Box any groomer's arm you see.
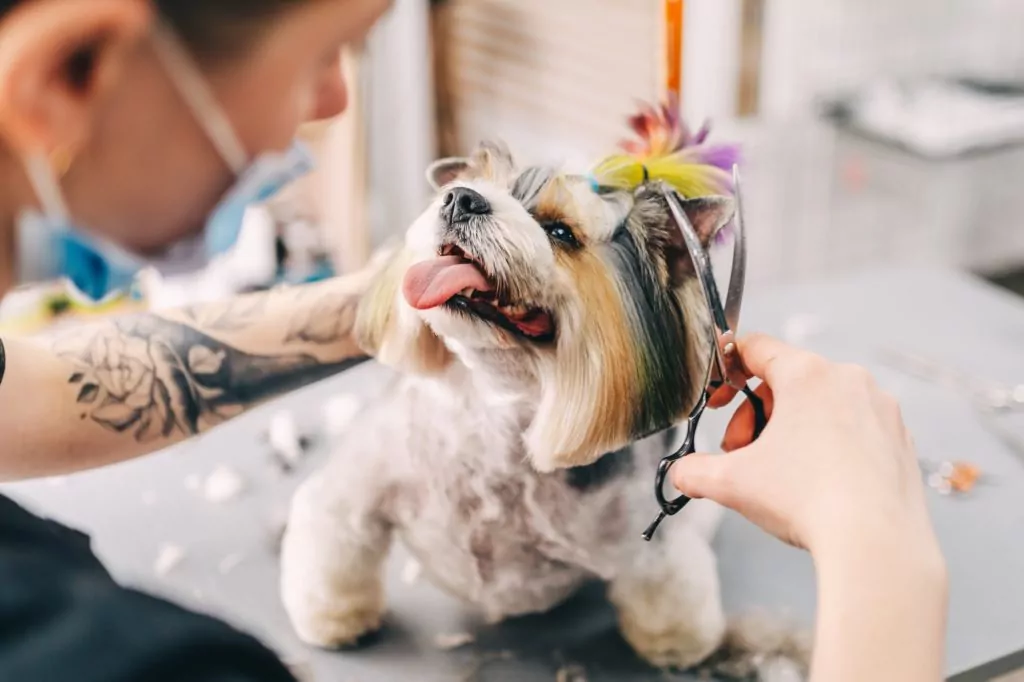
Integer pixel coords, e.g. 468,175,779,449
0,259,383,481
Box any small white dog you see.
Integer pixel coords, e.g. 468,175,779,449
280,142,807,678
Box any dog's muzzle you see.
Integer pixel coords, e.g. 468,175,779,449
442,187,491,225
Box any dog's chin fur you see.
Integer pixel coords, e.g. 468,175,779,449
284,142,810,680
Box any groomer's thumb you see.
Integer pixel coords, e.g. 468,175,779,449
670,453,739,507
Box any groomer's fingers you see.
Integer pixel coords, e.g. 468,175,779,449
736,333,826,390
709,333,816,408
721,382,774,452
707,383,739,408
670,452,743,508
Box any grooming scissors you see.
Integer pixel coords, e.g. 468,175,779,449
642,166,768,541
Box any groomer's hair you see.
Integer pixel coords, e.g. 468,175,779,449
0,0,309,61
154,1,311,60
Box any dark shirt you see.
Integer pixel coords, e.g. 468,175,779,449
0,493,296,682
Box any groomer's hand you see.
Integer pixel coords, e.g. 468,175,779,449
671,334,936,557
678,335,949,682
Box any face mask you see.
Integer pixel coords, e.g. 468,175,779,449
14,19,314,302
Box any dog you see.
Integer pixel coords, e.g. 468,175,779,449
279,141,808,678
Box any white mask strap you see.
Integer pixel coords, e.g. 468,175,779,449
150,18,249,175
24,151,70,222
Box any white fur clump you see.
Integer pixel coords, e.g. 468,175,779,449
401,558,422,585
433,632,475,650
154,543,186,576
203,465,246,503
269,411,304,468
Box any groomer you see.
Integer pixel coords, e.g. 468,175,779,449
0,2,946,681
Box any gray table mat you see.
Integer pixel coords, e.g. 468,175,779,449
4,266,1024,681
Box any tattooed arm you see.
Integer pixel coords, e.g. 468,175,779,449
0,267,378,481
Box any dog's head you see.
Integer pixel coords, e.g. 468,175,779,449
356,141,734,472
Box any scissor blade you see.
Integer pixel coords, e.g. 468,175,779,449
725,164,747,336
661,186,728,382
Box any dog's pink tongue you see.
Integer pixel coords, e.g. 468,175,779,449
403,256,492,310
514,310,554,338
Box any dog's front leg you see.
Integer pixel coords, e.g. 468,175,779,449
609,521,726,671
280,467,392,649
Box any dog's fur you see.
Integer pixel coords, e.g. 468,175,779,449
280,142,808,677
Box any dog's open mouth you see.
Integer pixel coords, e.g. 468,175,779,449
402,244,554,341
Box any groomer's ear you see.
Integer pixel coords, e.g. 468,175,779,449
426,157,472,192
0,0,151,155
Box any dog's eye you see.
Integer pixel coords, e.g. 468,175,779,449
542,221,579,248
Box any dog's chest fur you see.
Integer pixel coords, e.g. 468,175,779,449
350,363,662,621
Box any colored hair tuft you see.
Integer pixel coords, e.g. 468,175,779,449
589,93,742,206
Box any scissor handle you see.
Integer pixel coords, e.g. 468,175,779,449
643,382,767,542
642,390,708,541
742,384,768,435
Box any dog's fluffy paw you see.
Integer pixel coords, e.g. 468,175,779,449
612,576,725,670
618,617,725,671
609,528,726,671
703,614,811,682
289,602,384,650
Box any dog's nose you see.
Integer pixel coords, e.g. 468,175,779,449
442,187,491,223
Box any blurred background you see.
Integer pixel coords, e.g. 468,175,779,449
2,3,1023,680
306,0,1024,291
4,0,1024,331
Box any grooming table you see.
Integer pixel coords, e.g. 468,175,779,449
4,266,1023,681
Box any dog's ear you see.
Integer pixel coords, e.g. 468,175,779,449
425,141,516,192
470,140,516,184
678,196,735,246
426,157,472,192
667,196,735,285
355,244,452,375
637,190,734,288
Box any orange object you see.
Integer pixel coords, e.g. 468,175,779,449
948,462,981,493
665,0,684,100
